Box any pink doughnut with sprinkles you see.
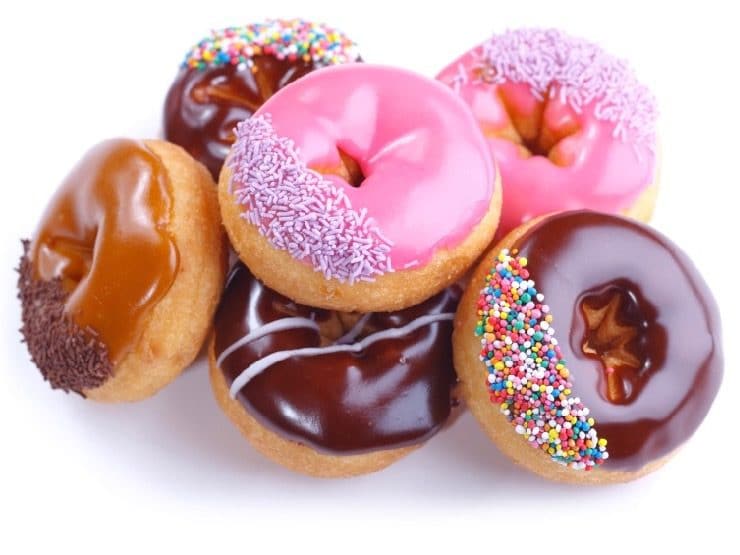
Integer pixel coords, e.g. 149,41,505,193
437,28,659,240
453,211,723,484
218,63,501,312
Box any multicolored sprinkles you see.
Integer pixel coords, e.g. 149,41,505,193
455,28,657,149
475,249,608,470
182,19,360,71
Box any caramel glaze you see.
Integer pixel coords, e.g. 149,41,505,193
214,263,459,455
30,139,179,365
513,211,722,470
164,56,315,179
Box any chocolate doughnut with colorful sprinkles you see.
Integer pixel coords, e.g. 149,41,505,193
452,211,723,484
163,19,361,179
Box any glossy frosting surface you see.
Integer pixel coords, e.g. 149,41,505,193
247,64,495,270
213,263,458,454
164,56,314,179
30,139,178,364
438,46,657,238
512,212,722,470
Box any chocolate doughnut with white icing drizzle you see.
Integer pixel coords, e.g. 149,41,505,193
211,263,459,456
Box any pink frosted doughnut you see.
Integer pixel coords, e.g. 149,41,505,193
219,64,501,312
437,28,659,239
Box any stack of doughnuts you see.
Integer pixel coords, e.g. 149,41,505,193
212,62,500,476
17,21,723,483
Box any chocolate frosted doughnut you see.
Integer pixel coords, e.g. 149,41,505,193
210,263,459,477
163,20,361,179
453,211,723,484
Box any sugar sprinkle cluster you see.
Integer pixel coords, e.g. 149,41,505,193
475,249,608,470
228,115,393,283
182,19,360,70
459,28,657,148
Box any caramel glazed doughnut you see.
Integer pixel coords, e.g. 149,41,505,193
164,19,361,180
454,211,723,484
210,263,461,477
18,139,226,401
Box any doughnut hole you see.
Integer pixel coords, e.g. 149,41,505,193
312,147,366,188
191,55,314,114
171,55,317,178
484,81,582,167
312,312,373,347
579,281,666,405
36,235,94,293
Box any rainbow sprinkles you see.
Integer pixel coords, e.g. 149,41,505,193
182,19,361,71
475,249,608,470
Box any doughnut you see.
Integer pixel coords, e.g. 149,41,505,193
453,211,723,484
164,20,361,179
219,63,501,312
437,28,659,239
18,139,227,401
209,262,460,477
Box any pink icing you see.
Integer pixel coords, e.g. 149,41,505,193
437,29,658,238
229,64,495,281
229,115,393,282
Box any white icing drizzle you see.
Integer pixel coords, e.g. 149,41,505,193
228,312,455,398
335,313,373,345
216,317,319,368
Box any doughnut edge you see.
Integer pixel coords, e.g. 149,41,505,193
84,140,227,402
207,338,418,478
218,163,502,312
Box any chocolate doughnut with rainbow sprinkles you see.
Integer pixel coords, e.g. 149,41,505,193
453,211,722,484
164,19,361,179
209,263,461,477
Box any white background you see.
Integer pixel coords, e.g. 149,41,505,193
1,0,738,552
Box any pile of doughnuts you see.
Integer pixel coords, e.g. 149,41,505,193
17,20,723,484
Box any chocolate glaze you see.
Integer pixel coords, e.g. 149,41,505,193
29,139,178,366
164,56,315,179
214,264,458,455
513,211,722,470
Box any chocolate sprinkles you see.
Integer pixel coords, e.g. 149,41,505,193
17,241,112,394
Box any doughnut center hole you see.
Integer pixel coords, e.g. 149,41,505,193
337,148,365,188
492,84,581,167
189,62,292,114
193,82,259,111
312,148,366,188
35,237,94,293
520,135,551,158
579,283,653,405
311,312,375,347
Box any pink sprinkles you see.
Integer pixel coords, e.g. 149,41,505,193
475,249,608,470
467,28,657,148
228,115,393,283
